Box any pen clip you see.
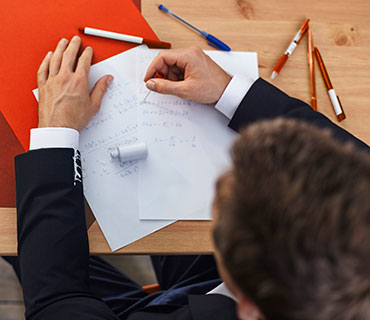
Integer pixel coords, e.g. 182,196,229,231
207,41,222,50
300,18,310,33
297,18,310,44
205,33,231,51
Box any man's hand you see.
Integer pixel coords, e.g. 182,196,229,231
144,46,231,104
37,36,113,131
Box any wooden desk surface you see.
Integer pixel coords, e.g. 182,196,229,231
1,0,369,255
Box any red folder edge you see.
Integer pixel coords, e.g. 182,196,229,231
0,111,25,207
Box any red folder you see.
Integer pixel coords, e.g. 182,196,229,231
0,0,158,151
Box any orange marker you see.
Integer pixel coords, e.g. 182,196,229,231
271,18,310,79
307,28,317,110
154,72,165,79
314,46,345,121
142,72,166,104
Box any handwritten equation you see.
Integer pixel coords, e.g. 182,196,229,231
80,77,139,184
141,107,189,117
142,121,183,129
83,124,138,152
153,136,197,148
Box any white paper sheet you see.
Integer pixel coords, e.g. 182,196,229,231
34,46,173,251
136,48,259,220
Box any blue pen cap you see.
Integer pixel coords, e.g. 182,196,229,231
206,34,231,51
158,4,169,13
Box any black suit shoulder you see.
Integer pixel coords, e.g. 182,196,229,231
229,78,370,153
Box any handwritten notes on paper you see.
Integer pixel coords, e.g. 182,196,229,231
32,45,258,250
136,47,259,220
80,47,173,251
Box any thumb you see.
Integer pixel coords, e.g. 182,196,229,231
90,75,114,110
146,79,186,98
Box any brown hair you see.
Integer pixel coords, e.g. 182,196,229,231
213,118,370,320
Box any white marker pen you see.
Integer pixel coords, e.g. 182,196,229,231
79,27,171,49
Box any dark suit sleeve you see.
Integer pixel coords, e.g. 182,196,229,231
228,78,370,152
128,294,238,320
15,148,119,320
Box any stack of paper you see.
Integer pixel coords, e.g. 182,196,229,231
35,46,258,251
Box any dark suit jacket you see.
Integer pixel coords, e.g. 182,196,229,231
15,79,369,320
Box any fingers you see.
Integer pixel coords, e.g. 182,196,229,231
167,67,184,81
60,36,82,72
75,46,93,76
144,50,187,82
90,75,114,111
146,78,187,98
144,56,168,82
37,51,53,87
44,36,91,78
49,38,69,76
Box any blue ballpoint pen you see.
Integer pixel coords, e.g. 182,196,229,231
158,4,231,51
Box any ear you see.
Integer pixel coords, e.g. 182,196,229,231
237,294,260,320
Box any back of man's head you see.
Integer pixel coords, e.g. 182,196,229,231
213,118,370,320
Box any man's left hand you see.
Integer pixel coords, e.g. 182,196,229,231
37,36,113,131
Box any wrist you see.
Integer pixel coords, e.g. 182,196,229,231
38,108,85,132
38,121,79,131
215,73,232,103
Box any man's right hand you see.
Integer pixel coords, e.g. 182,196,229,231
144,46,232,104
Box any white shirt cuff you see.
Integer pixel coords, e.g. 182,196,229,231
215,74,256,119
29,127,80,150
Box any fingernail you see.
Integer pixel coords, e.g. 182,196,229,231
46,51,53,58
107,76,114,86
146,80,156,91
72,35,80,41
60,38,68,45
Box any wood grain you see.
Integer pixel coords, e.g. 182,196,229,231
0,208,213,255
1,0,370,255
143,0,370,143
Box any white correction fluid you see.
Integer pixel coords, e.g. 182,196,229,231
110,142,148,162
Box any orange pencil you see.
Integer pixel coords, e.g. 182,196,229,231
271,18,310,79
307,28,317,110
154,72,165,79
314,47,346,121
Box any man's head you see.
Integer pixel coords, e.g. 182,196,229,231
212,118,370,320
